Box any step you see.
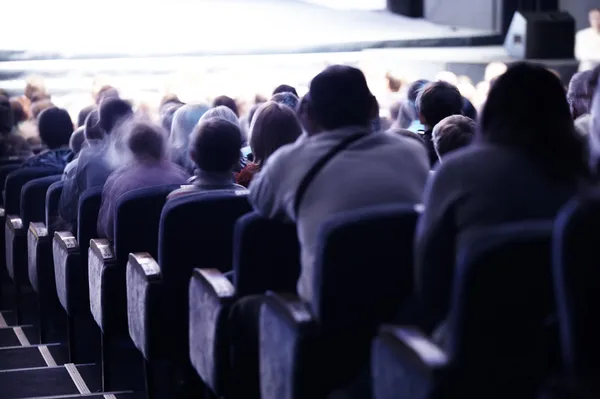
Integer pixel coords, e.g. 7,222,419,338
0,343,68,370
0,325,38,347
20,392,143,399
0,310,16,327
0,363,101,398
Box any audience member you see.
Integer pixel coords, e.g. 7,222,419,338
169,104,210,174
432,115,476,161
213,95,239,117
575,8,600,71
199,105,240,126
273,84,299,97
97,121,189,241
236,101,302,187
62,127,86,179
77,105,97,128
167,118,245,200
271,92,300,111
20,107,74,169
0,96,31,158
416,80,464,166
160,101,184,133
415,63,589,334
10,99,27,127
95,85,120,105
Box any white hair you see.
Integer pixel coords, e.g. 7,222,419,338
198,105,239,127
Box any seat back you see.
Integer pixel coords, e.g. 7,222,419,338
553,196,600,380
77,187,103,251
159,191,252,357
46,181,65,233
447,221,557,395
5,167,62,215
311,204,420,387
21,175,62,227
234,212,300,296
0,164,22,207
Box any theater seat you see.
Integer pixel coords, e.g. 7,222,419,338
4,168,62,323
52,187,102,363
0,164,21,308
87,184,178,391
371,221,557,399
126,190,251,396
189,213,300,397
553,196,600,394
28,180,65,343
259,204,420,399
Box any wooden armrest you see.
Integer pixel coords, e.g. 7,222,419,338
380,325,448,368
90,238,114,261
29,222,48,238
54,231,78,250
129,252,161,281
6,215,23,231
193,268,235,299
265,291,314,325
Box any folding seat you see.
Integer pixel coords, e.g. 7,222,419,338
86,184,179,391
371,221,558,399
189,212,300,398
259,204,420,399
28,180,65,343
126,190,251,397
52,186,102,362
4,168,62,323
553,196,600,395
0,164,21,308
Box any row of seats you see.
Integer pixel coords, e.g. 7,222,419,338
0,158,596,398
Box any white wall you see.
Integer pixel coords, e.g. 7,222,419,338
300,0,386,10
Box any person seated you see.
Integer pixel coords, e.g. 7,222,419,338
402,79,429,133
0,96,31,158
273,84,298,97
168,104,210,174
250,64,430,304
167,118,245,200
20,107,74,169
97,120,190,242
431,115,476,162
77,105,97,128
415,63,590,334
567,68,599,137
416,80,464,166
271,92,300,111
62,127,86,179
160,101,184,133
236,101,302,188
212,95,239,117
58,98,132,227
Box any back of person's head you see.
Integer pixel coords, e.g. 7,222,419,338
77,105,97,128
407,79,430,104
416,81,463,127
99,97,133,134
0,96,13,134
212,95,239,117
247,103,262,127
128,121,167,162
567,70,595,120
161,102,184,133
170,104,210,150
84,110,105,142
462,97,477,120
38,107,74,149
190,118,242,173
159,94,184,110
69,127,86,154
250,101,302,165
271,92,300,111
432,115,476,160
481,62,586,178
30,99,55,120
272,84,299,97
10,99,27,126
589,77,600,169
388,127,426,146
307,65,376,130
24,78,48,101
199,105,239,126
95,85,120,105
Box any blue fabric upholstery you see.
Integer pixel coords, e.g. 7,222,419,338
4,167,61,215
95,184,178,334
0,164,20,208
133,191,251,364
260,204,420,399
45,180,65,233
553,196,600,384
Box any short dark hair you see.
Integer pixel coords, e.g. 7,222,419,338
462,97,478,120
96,85,120,105
10,99,27,125
191,118,242,173
84,110,105,141
0,96,13,134
69,127,86,154
407,79,430,104
99,97,133,133
273,84,299,97
250,101,302,165
271,92,300,111
37,107,74,149
77,105,97,128
432,115,476,159
128,121,166,161
416,81,463,127
213,95,239,117
308,65,375,130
